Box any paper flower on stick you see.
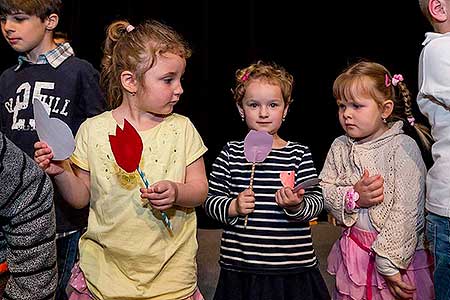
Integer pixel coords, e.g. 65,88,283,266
109,119,172,231
242,130,273,228
109,119,143,173
244,130,273,164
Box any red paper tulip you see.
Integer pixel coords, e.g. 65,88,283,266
109,119,143,173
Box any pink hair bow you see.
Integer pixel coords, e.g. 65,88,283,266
385,74,391,87
241,72,250,82
126,24,135,33
385,74,404,87
391,74,404,86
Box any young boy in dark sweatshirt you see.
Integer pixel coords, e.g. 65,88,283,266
0,0,106,298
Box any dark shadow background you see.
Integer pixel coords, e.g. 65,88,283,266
0,0,433,228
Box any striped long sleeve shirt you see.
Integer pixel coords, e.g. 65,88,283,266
204,141,324,274
0,132,57,300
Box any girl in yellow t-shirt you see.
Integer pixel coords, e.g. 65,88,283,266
34,19,207,300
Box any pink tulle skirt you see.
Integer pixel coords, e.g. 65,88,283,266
327,227,434,300
67,263,204,300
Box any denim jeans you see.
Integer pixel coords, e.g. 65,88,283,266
56,231,82,300
426,212,450,300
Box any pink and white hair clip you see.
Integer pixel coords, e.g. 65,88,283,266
391,74,404,86
385,73,404,87
126,24,135,33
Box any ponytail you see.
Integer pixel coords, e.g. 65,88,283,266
100,20,131,109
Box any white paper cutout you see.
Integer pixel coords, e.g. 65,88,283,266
33,99,75,160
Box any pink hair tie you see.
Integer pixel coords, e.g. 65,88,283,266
241,72,250,82
391,74,404,86
407,116,415,126
385,74,391,87
126,24,135,33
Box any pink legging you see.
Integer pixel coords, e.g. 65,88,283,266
68,263,204,300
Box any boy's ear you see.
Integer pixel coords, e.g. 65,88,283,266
429,0,448,22
381,99,394,119
120,71,138,94
45,13,59,31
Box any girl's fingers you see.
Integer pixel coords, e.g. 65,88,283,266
370,195,384,204
397,280,415,293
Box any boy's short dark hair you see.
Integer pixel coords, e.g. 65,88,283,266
0,0,61,21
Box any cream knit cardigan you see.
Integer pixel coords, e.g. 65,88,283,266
320,121,426,269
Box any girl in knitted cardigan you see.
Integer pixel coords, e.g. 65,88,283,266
320,61,434,300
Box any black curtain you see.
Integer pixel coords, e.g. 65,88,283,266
0,0,432,228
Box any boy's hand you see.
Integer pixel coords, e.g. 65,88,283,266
228,189,255,217
275,186,304,213
354,170,384,208
140,180,178,211
34,141,65,176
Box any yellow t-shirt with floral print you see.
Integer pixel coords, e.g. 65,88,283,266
70,111,207,300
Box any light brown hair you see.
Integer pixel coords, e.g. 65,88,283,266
333,60,432,149
0,0,61,20
100,19,192,109
232,61,294,107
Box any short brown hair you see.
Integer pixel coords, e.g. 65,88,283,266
232,61,294,107
0,0,61,20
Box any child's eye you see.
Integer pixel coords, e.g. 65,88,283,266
163,78,173,84
269,103,279,108
11,14,28,22
352,103,361,109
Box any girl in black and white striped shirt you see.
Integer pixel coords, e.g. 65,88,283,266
204,61,330,300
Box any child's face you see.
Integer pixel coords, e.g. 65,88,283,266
1,12,47,55
238,80,287,136
337,94,387,143
136,52,186,116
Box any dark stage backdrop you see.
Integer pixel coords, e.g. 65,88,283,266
0,0,433,228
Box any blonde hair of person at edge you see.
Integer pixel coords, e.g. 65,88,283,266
34,19,208,300
320,60,434,300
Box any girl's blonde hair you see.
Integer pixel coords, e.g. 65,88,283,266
333,60,432,149
232,61,294,107
101,19,192,109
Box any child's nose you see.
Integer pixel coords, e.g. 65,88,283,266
2,19,14,32
174,83,183,96
342,109,352,119
259,106,269,117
